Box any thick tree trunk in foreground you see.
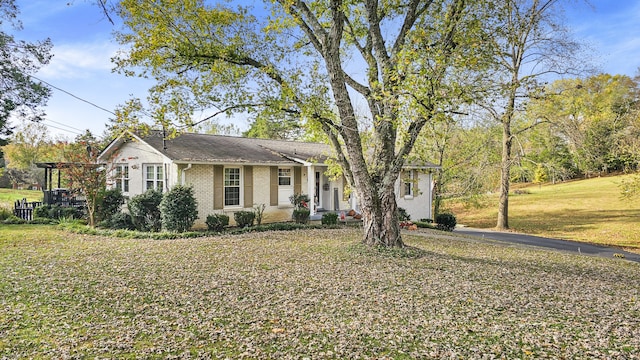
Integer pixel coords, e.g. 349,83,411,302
359,186,403,247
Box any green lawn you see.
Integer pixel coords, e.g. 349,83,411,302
0,188,42,208
450,174,640,251
1,225,638,358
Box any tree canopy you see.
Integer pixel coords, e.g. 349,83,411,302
0,0,52,155
113,0,488,247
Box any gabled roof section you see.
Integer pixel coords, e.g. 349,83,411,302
135,131,333,165
99,130,440,169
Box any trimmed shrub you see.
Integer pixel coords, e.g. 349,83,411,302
160,185,198,232
398,207,410,221
3,215,26,224
34,205,83,220
206,213,229,232
97,188,125,223
108,212,135,230
292,208,310,224
414,221,436,229
128,189,163,232
435,212,457,232
29,217,58,225
0,207,13,221
234,210,255,228
321,212,338,225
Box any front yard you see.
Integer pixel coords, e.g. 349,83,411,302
1,225,639,358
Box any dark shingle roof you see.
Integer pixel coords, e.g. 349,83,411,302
140,132,332,165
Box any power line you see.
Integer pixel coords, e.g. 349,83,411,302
27,73,117,116
42,118,85,133
40,120,84,135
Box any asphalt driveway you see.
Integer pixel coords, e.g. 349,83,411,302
453,227,640,263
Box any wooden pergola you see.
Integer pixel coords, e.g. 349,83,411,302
35,162,92,206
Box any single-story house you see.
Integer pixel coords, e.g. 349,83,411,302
98,131,438,228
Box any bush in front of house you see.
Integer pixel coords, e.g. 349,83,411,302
97,188,125,223
105,212,135,230
292,208,310,224
397,207,410,222
34,205,83,220
128,189,163,232
435,212,457,232
160,185,198,232
321,212,338,225
234,210,255,228
206,213,229,232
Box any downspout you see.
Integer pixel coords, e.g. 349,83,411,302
182,164,193,185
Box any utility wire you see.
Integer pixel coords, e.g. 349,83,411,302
27,73,117,116
42,118,85,133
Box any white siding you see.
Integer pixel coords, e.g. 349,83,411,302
396,170,434,221
105,141,170,197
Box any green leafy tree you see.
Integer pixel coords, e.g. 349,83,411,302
0,0,52,156
528,74,640,177
113,0,488,247
475,0,586,230
62,131,106,227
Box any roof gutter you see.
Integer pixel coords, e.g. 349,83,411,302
181,163,192,185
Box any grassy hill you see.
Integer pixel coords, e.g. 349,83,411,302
0,188,42,209
449,174,640,251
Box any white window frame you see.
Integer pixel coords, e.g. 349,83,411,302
403,170,414,199
224,167,242,207
278,168,292,186
144,164,164,192
278,167,294,206
114,164,130,193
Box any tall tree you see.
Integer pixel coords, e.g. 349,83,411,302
0,0,52,156
476,0,585,230
2,122,63,170
62,131,106,227
528,74,640,177
113,0,486,247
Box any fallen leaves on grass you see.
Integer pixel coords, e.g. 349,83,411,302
1,228,639,359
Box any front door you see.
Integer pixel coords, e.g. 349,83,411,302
278,167,294,206
315,171,322,209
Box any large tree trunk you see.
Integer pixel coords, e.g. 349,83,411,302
359,184,403,247
497,118,512,230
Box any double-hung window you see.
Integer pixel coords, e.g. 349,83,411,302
114,164,129,193
224,167,241,206
403,171,414,198
145,164,164,192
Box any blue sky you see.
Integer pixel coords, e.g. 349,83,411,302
6,0,640,139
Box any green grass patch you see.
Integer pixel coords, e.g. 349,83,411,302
0,188,42,208
1,226,638,358
450,174,640,251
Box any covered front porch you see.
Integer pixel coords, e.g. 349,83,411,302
298,164,354,218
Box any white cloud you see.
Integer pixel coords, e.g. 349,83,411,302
38,41,119,80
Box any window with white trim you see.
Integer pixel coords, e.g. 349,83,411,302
224,167,241,206
278,168,291,186
114,164,129,193
144,164,164,192
403,170,414,198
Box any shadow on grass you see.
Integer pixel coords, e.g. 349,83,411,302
466,208,640,234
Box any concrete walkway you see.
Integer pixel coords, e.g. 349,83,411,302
452,227,640,263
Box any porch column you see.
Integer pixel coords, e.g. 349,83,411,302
307,164,316,216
